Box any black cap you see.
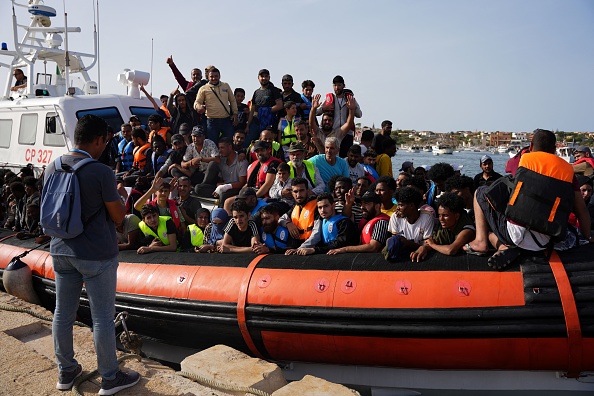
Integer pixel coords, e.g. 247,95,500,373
171,134,184,144
332,75,345,84
178,123,192,135
258,68,270,76
576,145,592,154
282,74,293,82
576,175,591,186
237,188,257,199
400,161,413,171
361,191,382,204
253,140,271,150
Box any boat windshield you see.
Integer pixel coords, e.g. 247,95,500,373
76,107,124,133
130,107,158,127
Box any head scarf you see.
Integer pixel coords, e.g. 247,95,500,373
208,208,229,244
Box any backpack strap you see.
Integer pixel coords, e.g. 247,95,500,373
67,157,100,226
71,157,97,172
54,156,64,172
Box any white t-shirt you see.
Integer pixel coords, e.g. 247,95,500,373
388,212,435,244
507,222,549,251
348,163,366,185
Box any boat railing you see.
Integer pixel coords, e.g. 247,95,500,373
1,0,98,100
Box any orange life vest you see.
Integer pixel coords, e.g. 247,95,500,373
506,151,575,238
148,127,170,145
290,199,317,240
160,105,171,123
133,143,151,170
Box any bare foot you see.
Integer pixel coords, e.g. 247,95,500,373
464,240,489,254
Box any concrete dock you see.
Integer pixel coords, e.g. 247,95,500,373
0,291,229,395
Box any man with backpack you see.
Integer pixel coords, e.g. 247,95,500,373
41,114,140,394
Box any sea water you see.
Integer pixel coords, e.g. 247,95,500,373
391,149,512,178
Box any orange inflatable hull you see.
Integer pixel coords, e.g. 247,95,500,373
1,232,593,376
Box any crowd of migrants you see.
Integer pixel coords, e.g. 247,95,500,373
2,61,594,268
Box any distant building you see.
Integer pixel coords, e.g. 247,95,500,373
490,132,512,147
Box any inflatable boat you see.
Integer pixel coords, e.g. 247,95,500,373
1,228,594,393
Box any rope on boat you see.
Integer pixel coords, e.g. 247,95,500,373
0,303,89,327
177,371,272,396
71,354,142,396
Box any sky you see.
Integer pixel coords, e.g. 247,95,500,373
0,0,592,132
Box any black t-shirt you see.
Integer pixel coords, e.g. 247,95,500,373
252,83,282,109
224,219,259,247
237,103,249,130
473,172,503,189
279,89,304,118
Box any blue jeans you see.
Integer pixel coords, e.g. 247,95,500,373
206,117,234,144
52,255,120,380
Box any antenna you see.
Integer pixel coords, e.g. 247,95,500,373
95,0,100,94
150,37,154,96
62,0,70,93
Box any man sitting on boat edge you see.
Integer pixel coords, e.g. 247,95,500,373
252,204,300,254
285,192,358,256
218,200,260,253
465,129,592,269
327,191,390,255
137,204,178,254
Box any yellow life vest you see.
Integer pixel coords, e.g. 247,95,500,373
187,224,205,247
139,216,172,245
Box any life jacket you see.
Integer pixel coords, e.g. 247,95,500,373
149,198,182,231
149,127,170,145
187,224,204,247
247,156,280,190
138,216,172,245
160,105,171,123
250,198,268,217
120,140,134,171
279,116,300,146
290,198,317,240
362,164,378,183
261,225,290,250
288,160,316,188
426,182,438,208
360,214,390,244
573,157,594,171
151,148,172,174
300,94,312,116
505,151,575,239
322,214,347,244
133,143,151,170
249,141,281,162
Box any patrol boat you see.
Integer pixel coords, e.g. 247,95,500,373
0,0,154,177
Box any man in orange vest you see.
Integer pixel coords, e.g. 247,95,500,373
465,129,591,269
278,177,318,241
147,114,171,146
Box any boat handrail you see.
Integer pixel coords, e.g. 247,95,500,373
20,26,82,33
52,102,70,150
